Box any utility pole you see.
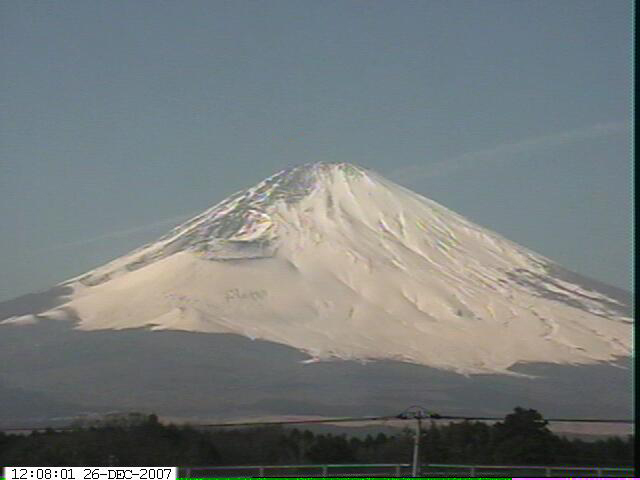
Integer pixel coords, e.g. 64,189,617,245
412,415,422,477
397,406,430,478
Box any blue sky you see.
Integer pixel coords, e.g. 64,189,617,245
0,0,632,301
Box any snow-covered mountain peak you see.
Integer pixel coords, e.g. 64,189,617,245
212,161,371,214
234,162,369,203
4,163,630,374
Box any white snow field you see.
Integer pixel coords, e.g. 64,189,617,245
4,163,630,374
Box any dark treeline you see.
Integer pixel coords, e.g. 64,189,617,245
0,408,633,467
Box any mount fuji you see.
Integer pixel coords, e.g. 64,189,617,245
0,163,632,426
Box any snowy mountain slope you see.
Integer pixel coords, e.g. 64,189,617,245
1,163,631,374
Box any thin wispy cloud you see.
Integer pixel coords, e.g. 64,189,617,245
36,212,197,253
389,121,629,184
34,121,628,254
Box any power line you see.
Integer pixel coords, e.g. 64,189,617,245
197,415,398,428
395,405,634,424
434,415,633,424
0,409,633,432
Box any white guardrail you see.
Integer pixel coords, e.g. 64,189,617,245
180,463,634,477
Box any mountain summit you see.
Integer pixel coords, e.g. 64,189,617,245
3,162,631,374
